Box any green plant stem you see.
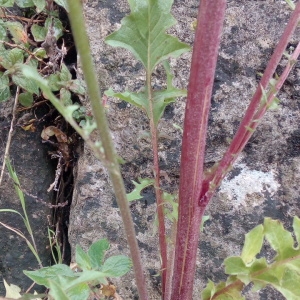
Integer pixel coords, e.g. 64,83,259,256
146,71,168,297
200,2,300,205
171,1,227,299
66,1,149,299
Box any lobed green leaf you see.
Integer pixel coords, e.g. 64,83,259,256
105,0,190,72
127,178,154,202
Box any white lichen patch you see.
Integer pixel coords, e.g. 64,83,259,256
219,163,280,208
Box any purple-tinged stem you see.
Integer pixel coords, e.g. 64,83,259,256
200,3,300,205
171,1,227,299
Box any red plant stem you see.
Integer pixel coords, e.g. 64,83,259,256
171,1,227,299
147,71,168,298
200,3,300,205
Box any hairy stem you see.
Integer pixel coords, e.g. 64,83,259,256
200,2,300,205
171,1,227,299
146,70,168,298
67,1,148,299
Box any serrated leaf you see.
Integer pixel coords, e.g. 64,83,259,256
5,21,28,44
24,264,76,288
101,255,132,277
48,279,70,300
31,24,47,42
33,47,47,59
12,70,39,95
0,0,15,7
45,17,63,40
60,87,72,105
127,178,154,202
87,239,110,270
15,0,34,7
19,91,33,107
48,73,61,91
54,0,68,12
0,48,24,69
0,23,7,40
65,282,90,300
264,218,297,259
60,63,72,82
69,79,86,95
105,0,190,72
76,245,92,270
0,72,11,102
293,216,300,247
32,0,45,12
241,224,264,265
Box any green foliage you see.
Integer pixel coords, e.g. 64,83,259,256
202,217,300,299
127,178,154,202
0,0,79,106
105,0,190,72
105,0,189,127
23,239,131,300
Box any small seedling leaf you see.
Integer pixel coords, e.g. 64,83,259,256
0,72,11,102
105,0,190,72
48,279,70,300
15,0,35,7
69,79,86,95
5,21,27,44
32,0,46,12
48,73,61,91
241,224,264,265
60,63,72,82
19,92,34,107
87,239,110,269
224,257,248,275
75,245,92,270
0,0,15,6
12,71,39,95
293,216,300,246
54,0,69,12
202,279,216,300
65,282,90,300
60,88,72,105
263,217,297,259
31,24,47,42
127,178,154,202
68,270,107,287
24,264,76,288
101,255,132,277
45,17,63,40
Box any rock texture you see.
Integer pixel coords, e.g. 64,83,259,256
69,1,300,299
0,100,54,294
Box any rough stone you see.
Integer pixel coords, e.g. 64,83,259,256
0,100,54,294
69,1,300,299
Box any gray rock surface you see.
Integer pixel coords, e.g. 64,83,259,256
69,0,300,299
0,100,54,294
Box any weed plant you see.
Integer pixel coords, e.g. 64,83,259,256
1,0,300,299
